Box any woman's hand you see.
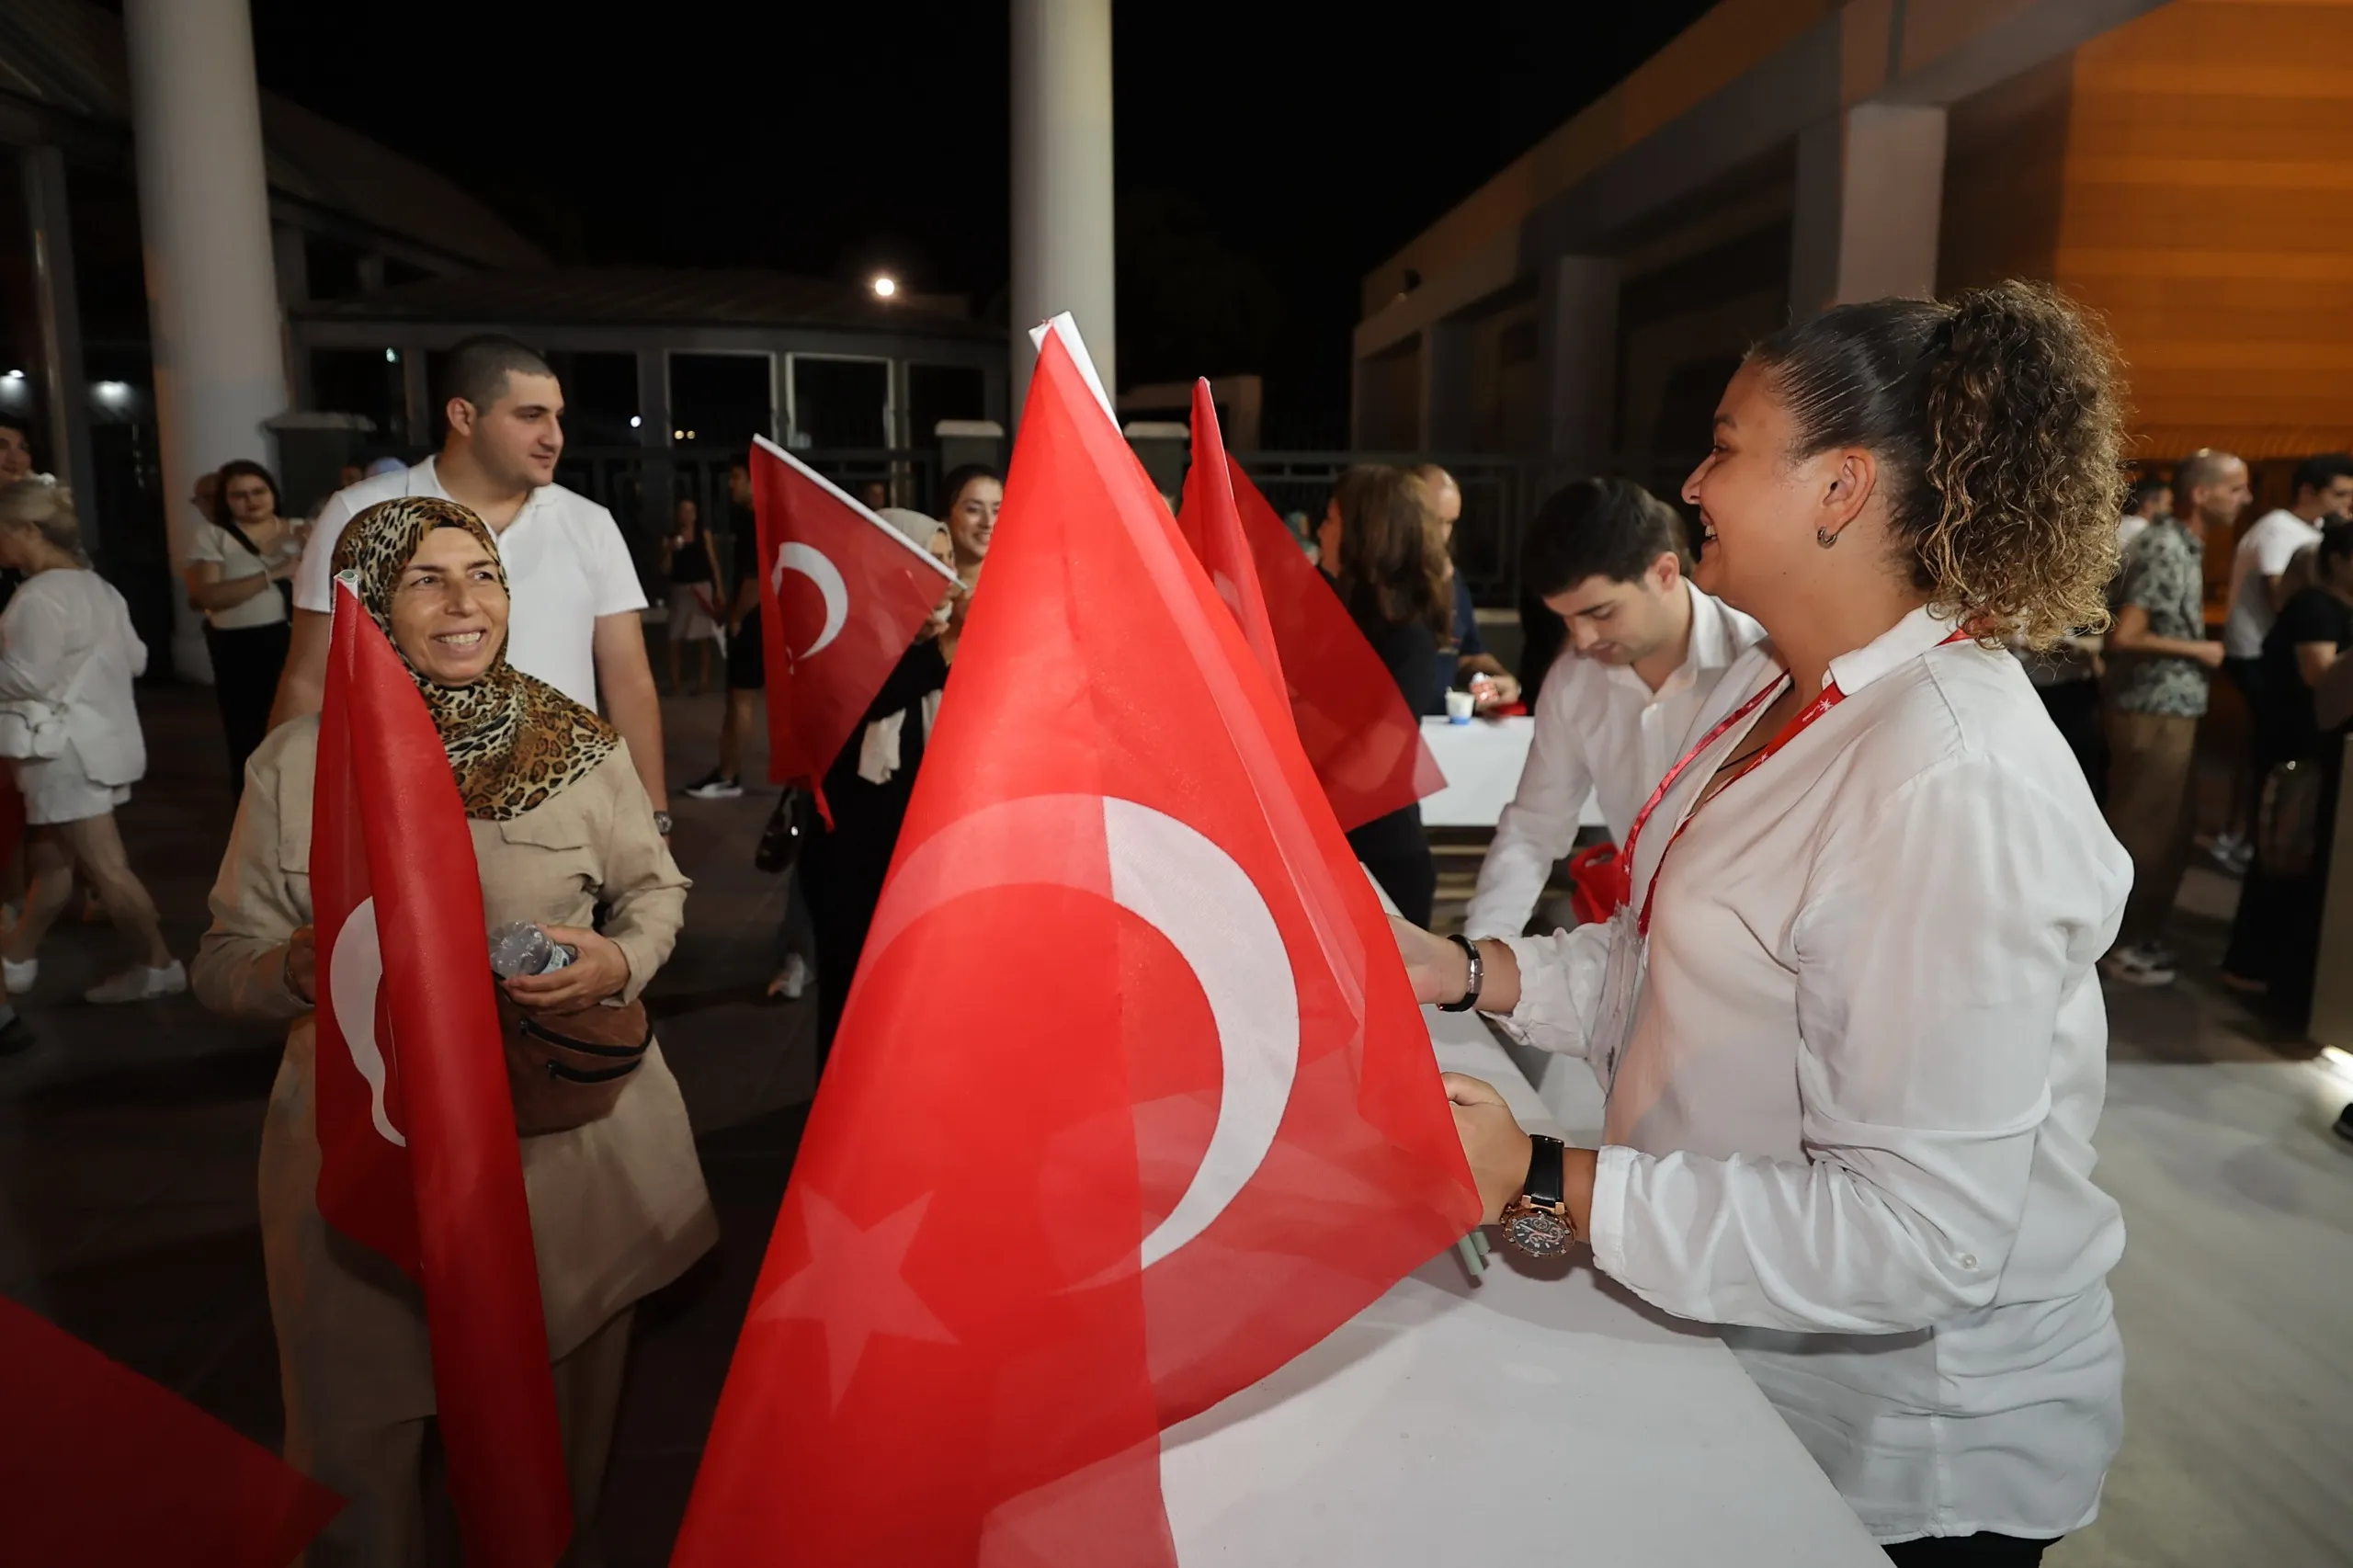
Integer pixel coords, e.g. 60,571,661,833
501,925,631,1013
285,925,316,1005
1443,1073,1533,1225
1390,915,1467,1006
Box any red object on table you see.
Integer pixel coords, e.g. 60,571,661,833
311,580,571,1568
749,436,960,824
1567,841,1625,925
673,324,1480,1565
0,1293,345,1566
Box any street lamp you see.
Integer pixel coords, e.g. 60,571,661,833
871,275,898,300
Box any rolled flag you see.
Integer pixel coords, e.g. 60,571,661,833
311,575,572,1568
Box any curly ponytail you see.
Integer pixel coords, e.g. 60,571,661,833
1748,280,2128,649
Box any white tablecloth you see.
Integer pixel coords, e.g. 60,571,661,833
1160,1008,1888,1566
1418,715,1602,830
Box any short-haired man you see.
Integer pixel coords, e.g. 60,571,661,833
2101,448,2243,986
1415,464,1521,707
270,335,669,824
1462,478,1765,940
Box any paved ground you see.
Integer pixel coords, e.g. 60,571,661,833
1,682,2346,1563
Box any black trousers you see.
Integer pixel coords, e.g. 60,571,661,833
2034,676,2104,801
204,619,291,793
1883,1532,2055,1566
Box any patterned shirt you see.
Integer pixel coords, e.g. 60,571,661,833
2109,518,2211,717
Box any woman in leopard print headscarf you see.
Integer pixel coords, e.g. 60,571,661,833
195,495,715,1558
330,495,617,819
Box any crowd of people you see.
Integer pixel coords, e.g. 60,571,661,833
0,288,2347,1562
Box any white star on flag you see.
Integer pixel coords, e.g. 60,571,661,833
756,1188,957,1410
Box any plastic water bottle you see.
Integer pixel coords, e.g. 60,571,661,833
489,922,574,978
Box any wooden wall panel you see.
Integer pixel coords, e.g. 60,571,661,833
2055,0,2353,460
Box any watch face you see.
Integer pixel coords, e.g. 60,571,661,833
1505,1209,1571,1258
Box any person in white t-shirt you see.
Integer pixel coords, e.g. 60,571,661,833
270,336,669,824
2213,452,2353,874
2116,473,2170,556
1463,477,1762,940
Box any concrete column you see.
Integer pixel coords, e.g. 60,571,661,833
1541,256,1619,471
1418,320,1472,454
17,146,98,554
1009,0,1115,423
1789,103,1948,322
123,0,289,681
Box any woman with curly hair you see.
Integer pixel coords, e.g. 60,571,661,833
1393,284,2131,1565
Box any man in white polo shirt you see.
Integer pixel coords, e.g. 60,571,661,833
1463,477,1763,940
270,335,668,822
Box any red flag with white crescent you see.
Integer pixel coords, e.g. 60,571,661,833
1174,414,1445,832
312,577,571,1567
0,1293,345,1565
750,436,959,820
1173,380,1284,691
672,323,1479,1562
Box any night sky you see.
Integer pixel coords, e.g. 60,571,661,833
249,1,1714,444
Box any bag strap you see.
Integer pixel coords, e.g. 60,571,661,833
517,1010,654,1057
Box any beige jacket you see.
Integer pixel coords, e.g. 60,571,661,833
194,717,717,1431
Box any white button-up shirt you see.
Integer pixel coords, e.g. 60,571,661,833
1498,607,2131,1545
293,458,647,710
1462,583,1764,938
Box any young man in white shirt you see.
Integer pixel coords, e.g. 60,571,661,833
269,336,669,824
1462,478,1764,940
2213,452,2353,873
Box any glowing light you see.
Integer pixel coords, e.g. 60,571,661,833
871,275,898,300
685,430,698,440
2,369,22,381
629,415,642,429
674,429,685,440
383,347,398,363
2322,1046,2353,1084
94,381,131,403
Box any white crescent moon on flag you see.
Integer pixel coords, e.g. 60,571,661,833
862,793,1300,1268
773,541,849,660
326,897,406,1148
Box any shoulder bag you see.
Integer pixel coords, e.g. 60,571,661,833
0,648,101,762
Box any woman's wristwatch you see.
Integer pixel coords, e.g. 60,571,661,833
1500,1135,1576,1256
1439,934,1483,1012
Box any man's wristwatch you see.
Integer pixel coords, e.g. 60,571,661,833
1500,1135,1576,1257
652,810,674,836
1439,934,1483,1013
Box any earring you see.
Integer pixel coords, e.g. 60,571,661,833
1815,526,1839,550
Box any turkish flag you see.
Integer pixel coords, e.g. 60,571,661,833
0,1293,344,1566
312,578,572,1568
673,324,1480,1564
1173,380,1283,691
1174,421,1444,833
750,435,960,818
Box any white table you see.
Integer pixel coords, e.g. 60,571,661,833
1161,1009,1888,1566
1418,715,1602,830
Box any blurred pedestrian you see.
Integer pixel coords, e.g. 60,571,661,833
187,460,301,790
661,496,722,695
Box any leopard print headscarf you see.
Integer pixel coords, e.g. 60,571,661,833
331,496,619,821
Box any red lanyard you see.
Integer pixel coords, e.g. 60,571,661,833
1620,629,1971,936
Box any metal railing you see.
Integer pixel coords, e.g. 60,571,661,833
557,442,1702,611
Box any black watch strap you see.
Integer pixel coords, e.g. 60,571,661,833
1439,934,1482,1012
1523,1134,1565,1210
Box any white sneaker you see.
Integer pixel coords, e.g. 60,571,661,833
2,954,36,994
685,775,745,801
85,960,188,1006
767,952,812,1001
2101,944,2177,988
